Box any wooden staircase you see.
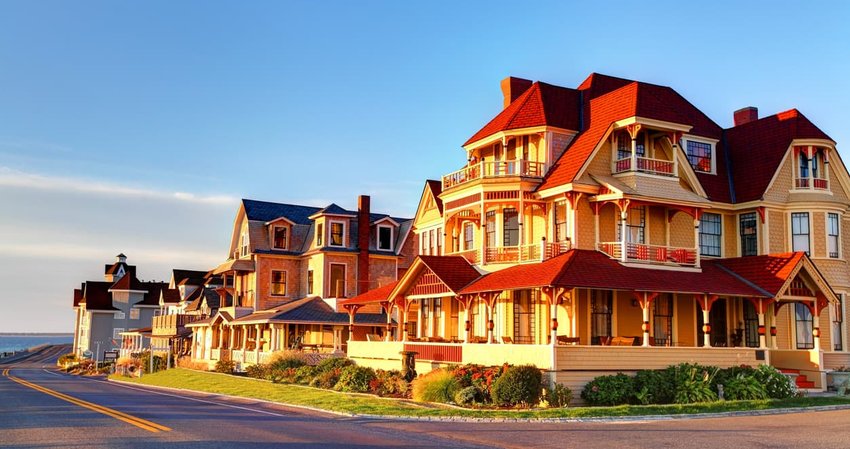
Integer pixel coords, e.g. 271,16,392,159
779,369,816,389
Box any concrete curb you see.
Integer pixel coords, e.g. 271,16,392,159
107,377,850,423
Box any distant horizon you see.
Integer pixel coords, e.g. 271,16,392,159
0,332,74,336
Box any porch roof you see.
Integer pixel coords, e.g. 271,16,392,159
230,297,392,326
714,252,838,303
211,259,255,275
460,249,768,297
339,281,398,306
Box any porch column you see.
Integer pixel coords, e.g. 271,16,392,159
757,311,767,349
693,214,701,268
255,324,262,360
550,301,558,346
217,326,224,349
385,303,393,342
813,313,821,352
620,208,628,263
401,301,409,342
702,308,712,348
630,129,638,171
641,299,651,347
228,326,234,350
241,326,248,363
486,301,494,344
271,325,278,352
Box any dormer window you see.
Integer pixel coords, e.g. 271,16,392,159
272,226,288,250
329,221,345,247
377,225,393,251
240,231,249,257
795,147,829,190
686,139,714,173
316,223,324,246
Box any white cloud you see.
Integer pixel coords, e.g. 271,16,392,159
0,166,238,206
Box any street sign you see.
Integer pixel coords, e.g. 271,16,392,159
103,351,119,362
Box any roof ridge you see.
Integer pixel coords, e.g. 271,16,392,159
712,262,773,298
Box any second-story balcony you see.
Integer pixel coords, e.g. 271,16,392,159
442,160,545,190
598,242,697,267
447,241,571,266
794,177,829,190
614,156,676,177
152,314,201,336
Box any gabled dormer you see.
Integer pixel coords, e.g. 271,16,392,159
265,216,295,251
309,203,356,250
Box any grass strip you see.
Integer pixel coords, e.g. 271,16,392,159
111,368,850,419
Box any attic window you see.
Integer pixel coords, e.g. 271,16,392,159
686,140,714,173
378,225,393,251
240,231,249,257
329,221,345,247
272,226,288,250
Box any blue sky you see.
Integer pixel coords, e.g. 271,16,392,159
1,1,849,331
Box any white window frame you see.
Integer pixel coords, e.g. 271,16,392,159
328,220,346,248
377,224,394,251
827,212,840,259
270,270,287,296
112,328,124,339
129,308,140,320
114,311,125,320
240,231,249,257
790,211,811,255
270,225,289,250
684,136,716,175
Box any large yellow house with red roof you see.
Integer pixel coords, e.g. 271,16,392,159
343,73,850,393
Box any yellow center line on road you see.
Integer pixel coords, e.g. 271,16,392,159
1,369,171,433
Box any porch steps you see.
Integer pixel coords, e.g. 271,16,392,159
779,369,816,389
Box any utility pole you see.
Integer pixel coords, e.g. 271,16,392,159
95,341,101,367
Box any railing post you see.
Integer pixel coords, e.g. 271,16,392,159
540,236,547,261
620,209,628,263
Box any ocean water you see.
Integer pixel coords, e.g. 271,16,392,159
0,334,73,354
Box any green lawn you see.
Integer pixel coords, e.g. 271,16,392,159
110,368,850,419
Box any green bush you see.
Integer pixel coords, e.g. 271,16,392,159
454,386,484,406
369,369,410,397
581,373,635,406
315,356,354,373
546,383,573,408
754,364,795,399
412,369,460,403
137,352,169,374
293,365,319,385
214,359,236,374
673,363,718,404
268,351,307,371
724,372,768,400
634,368,676,405
490,365,543,408
309,368,342,389
268,367,298,383
245,363,270,380
335,365,377,393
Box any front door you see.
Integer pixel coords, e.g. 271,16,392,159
710,299,728,346
329,264,346,298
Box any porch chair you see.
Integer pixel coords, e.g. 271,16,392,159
556,336,580,345
366,334,381,342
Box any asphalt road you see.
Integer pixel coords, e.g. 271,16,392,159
2,346,850,448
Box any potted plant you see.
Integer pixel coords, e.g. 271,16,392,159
828,366,850,395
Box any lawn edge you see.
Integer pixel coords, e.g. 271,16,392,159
107,375,850,423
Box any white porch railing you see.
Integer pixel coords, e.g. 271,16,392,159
598,241,698,267
614,156,676,177
231,350,244,362
469,241,572,265
442,160,545,190
210,349,221,361
245,351,257,364
258,351,272,364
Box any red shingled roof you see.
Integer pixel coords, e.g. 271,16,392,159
73,287,83,308
464,82,581,147
80,281,118,311
461,250,766,297
416,255,482,293
339,281,398,306
725,109,833,203
713,252,807,297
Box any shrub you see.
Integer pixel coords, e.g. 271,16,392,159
673,363,718,404
450,364,509,401
57,353,77,366
412,369,460,403
245,363,270,380
268,351,308,371
490,365,543,408
310,368,342,389
546,383,573,408
335,365,377,393
315,356,354,373
214,359,236,374
454,386,484,406
724,372,768,400
633,368,676,405
754,364,795,399
176,356,209,371
137,352,169,374
370,369,410,397
293,365,319,385
581,373,635,406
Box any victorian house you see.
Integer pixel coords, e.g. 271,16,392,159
188,195,415,369
343,73,850,393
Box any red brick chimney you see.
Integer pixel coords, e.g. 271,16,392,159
501,76,533,109
734,107,758,126
357,195,370,295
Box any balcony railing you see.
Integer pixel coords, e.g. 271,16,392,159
447,241,571,266
795,177,829,190
598,242,698,267
442,160,545,190
614,157,676,177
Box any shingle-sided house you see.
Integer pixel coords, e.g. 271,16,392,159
343,73,850,393
188,195,417,369
71,254,166,359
